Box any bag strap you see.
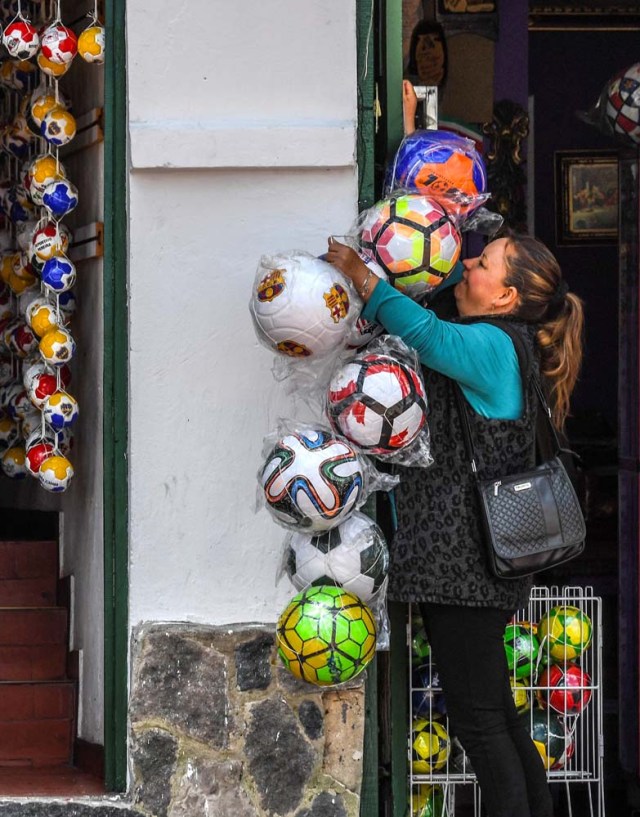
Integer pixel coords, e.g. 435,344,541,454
452,320,562,477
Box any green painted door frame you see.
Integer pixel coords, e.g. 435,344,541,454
103,0,129,792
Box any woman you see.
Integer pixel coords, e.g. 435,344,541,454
326,234,584,817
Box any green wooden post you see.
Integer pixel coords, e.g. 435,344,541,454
383,0,405,163
357,0,376,212
103,0,129,792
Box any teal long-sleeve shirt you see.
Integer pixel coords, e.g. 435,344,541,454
361,278,523,420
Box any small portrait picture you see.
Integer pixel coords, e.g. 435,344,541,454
555,151,618,245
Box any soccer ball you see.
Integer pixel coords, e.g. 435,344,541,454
326,352,427,455
39,454,73,491
0,58,36,93
606,63,640,144
536,662,592,716
26,154,66,206
42,256,76,293
412,784,446,817
511,680,531,714
31,220,69,261
412,718,450,774
412,616,431,666
39,327,75,366
25,438,55,476
30,91,63,129
0,415,19,450
276,584,377,686
42,177,79,217
8,321,38,358
27,370,59,408
78,24,105,64
347,315,384,349
386,129,487,215
260,428,364,532
36,52,70,78
2,20,40,59
41,109,77,147
538,605,592,663
359,195,461,299
43,390,79,432
1,445,27,478
520,708,569,770
284,511,388,602
250,253,353,359
40,24,77,64
412,662,447,719
504,623,540,679
26,298,60,337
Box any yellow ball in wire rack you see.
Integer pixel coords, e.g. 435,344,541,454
37,52,71,78
38,454,73,492
39,327,76,366
78,25,105,64
411,718,450,774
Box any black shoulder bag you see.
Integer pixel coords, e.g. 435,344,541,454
453,324,586,580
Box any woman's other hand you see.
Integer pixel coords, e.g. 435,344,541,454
325,238,380,301
403,80,418,135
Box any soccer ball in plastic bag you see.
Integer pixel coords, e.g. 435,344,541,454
250,253,353,359
606,63,640,144
276,584,377,685
536,662,592,716
260,428,363,532
327,352,427,455
359,195,461,299
520,708,568,770
284,511,388,602
538,605,592,663
412,718,450,774
504,623,540,679
386,129,487,215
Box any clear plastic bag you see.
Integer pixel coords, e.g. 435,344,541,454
577,62,640,146
325,335,433,469
256,419,399,533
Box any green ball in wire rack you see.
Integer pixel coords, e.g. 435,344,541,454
412,783,447,817
504,623,540,679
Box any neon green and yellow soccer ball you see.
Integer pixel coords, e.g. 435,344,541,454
538,605,592,663
412,784,447,817
276,585,377,686
412,718,450,774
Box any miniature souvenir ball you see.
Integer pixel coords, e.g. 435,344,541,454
78,24,105,63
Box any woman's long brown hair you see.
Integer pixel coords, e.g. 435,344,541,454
503,234,584,429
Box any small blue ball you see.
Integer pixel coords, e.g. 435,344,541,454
42,256,76,293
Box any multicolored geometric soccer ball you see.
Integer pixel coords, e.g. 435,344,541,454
260,428,364,532
285,511,389,602
38,454,74,492
537,605,592,663
412,718,450,774
386,129,487,215
606,62,640,144
276,584,377,686
412,662,447,719
520,708,569,770
327,352,427,455
412,784,447,817
536,662,592,716
504,623,540,679
359,194,461,299
250,253,352,358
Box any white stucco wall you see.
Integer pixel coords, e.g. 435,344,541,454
127,1,359,626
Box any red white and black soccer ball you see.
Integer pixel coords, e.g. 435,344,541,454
606,63,640,144
536,662,592,717
326,353,427,455
260,428,364,532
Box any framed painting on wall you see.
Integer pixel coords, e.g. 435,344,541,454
555,150,619,245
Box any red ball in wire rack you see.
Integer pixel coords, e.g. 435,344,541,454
536,662,592,716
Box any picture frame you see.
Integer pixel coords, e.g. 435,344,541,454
555,150,619,245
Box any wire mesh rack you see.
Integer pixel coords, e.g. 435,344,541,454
408,586,604,817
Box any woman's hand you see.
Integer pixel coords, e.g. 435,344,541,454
325,238,380,301
403,80,418,135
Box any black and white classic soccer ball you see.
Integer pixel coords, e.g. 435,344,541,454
327,352,427,455
284,511,389,602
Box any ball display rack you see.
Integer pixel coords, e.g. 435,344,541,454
408,586,604,817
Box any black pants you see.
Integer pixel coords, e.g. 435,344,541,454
419,602,554,817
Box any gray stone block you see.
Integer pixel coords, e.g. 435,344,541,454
169,758,258,817
235,633,274,691
245,698,316,815
131,728,178,817
295,791,348,817
298,699,324,741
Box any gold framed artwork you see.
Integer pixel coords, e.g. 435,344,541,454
555,150,619,245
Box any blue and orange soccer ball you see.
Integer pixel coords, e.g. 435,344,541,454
359,194,461,299
386,129,487,215
276,584,377,686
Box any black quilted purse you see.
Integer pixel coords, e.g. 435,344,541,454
454,329,585,580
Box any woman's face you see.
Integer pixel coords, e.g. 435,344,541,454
415,33,445,85
454,238,517,317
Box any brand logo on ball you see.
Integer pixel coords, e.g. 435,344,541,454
276,339,311,357
257,269,285,302
323,283,349,323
